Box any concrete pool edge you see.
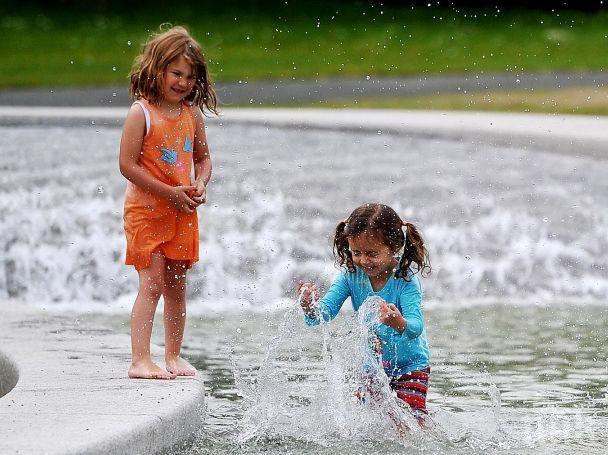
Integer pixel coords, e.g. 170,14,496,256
1,106,607,159
0,303,205,455
0,350,19,399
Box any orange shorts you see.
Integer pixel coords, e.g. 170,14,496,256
124,205,199,271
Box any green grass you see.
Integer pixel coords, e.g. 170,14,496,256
2,6,608,88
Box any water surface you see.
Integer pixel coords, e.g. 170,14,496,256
1,121,607,453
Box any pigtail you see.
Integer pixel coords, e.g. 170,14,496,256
333,220,355,273
395,222,431,279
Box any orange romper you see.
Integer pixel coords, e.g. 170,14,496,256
123,99,199,270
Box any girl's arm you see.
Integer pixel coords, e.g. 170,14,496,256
192,106,212,204
119,105,196,213
378,301,407,333
302,273,351,326
396,277,424,339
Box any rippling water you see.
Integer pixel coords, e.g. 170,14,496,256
97,303,608,455
2,120,607,453
1,122,607,308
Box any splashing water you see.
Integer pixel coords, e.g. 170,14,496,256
230,296,465,449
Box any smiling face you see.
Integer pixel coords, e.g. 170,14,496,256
162,55,196,107
347,231,397,282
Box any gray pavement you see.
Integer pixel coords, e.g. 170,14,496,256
0,303,204,455
1,105,607,160
1,71,608,107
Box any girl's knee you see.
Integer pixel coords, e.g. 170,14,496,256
139,277,164,300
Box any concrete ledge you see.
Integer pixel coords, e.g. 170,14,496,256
0,304,205,455
1,106,607,159
0,350,19,398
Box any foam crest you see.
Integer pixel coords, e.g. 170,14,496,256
1,124,607,309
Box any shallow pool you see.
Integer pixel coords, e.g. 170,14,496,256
2,121,607,453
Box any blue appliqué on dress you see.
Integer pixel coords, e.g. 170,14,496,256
160,147,178,164
183,137,193,153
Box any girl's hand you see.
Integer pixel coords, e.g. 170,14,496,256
378,301,407,333
192,179,207,206
297,280,319,316
168,185,197,213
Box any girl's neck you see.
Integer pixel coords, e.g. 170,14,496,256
158,99,183,118
368,258,398,292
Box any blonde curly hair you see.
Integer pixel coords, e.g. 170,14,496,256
129,25,218,114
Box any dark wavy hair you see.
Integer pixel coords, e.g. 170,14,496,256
333,203,431,280
129,25,218,115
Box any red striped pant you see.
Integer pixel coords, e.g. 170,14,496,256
389,367,431,414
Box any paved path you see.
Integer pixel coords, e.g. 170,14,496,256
0,303,205,455
1,105,606,159
1,71,607,107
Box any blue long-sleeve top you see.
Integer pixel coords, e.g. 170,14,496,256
305,266,430,376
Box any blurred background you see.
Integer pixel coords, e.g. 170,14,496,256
2,0,608,113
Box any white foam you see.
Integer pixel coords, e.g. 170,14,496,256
1,124,607,312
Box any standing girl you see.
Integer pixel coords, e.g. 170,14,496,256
298,203,432,417
119,26,218,379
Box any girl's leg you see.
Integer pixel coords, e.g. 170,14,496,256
390,368,431,428
128,252,176,379
163,258,196,376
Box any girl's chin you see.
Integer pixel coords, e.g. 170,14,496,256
363,268,393,279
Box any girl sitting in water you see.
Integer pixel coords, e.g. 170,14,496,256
297,203,432,420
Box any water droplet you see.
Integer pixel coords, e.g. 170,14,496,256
236,327,242,334
127,40,132,45
97,186,105,194
112,66,117,72
464,255,471,260
542,217,549,222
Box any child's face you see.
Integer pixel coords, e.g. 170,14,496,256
347,231,396,280
162,55,195,105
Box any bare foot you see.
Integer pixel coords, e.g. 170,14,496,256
128,359,177,379
165,356,197,376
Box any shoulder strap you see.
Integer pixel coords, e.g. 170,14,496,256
133,100,151,136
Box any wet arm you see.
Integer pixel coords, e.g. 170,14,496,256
398,280,424,339
193,107,212,186
305,273,350,326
